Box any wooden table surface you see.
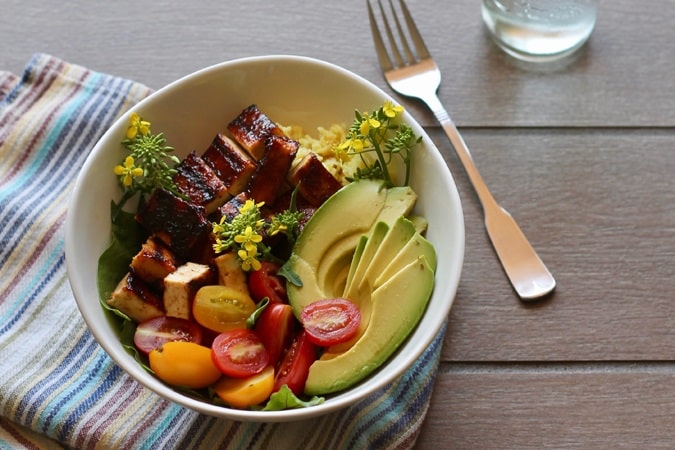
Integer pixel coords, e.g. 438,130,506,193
4,0,675,448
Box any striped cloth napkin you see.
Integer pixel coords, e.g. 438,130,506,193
0,53,446,450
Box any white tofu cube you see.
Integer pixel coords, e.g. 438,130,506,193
163,262,213,319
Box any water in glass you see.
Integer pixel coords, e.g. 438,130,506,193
482,0,597,62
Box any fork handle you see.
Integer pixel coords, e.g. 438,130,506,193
423,93,556,300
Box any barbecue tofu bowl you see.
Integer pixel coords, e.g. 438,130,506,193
65,55,464,422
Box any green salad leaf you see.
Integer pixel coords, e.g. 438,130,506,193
261,385,324,411
246,297,269,328
97,201,146,301
97,200,147,357
277,260,303,287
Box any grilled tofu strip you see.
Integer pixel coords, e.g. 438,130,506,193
135,188,211,260
201,134,257,196
108,272,164,323
163,262,214,320
130,237,179,284
217,192,249,223
288,152,343,207
247,135,298,204
173,151,230,214
227,104,284,160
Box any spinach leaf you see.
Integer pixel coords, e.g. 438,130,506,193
97,200,146,302
97,200,146,354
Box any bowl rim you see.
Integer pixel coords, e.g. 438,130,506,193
65,54,464,422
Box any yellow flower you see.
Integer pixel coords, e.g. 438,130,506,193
239,199,265,215
359,115,381,135
383,101,404,118
234,226,263,254
113,156,144,187
212,216,227,235
333,144,350,163
213,238,227,254
238,247,262,271
269,223,287,236
350,137,365,152
334,134,365,162
126,113,151,140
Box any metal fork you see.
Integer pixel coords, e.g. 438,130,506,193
367,0,555,301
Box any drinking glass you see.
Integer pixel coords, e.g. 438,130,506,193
482,0,597,62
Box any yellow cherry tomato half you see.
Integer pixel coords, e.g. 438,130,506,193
214,364,275,409
193,285,257,333
149,341,222,389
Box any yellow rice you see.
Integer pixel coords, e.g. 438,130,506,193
281,123,366,185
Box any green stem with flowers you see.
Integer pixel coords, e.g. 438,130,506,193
112,113,182,213
334,101,421,188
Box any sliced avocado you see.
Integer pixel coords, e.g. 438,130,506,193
325,222,390,359
375,186,417,225
322,224,434,360
341,235,367,298
287,180,417,319
287,180,386,318
318,231,366,298
295,180,387,269
304,255,435,395
287,253,326,303
286,178,434,394
359,216,417,292
408,215,429,235
323,219,415,358
374,233,437,288
343,221,389,300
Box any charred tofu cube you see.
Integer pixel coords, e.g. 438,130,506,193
173,151,230,214
227,104,284,160
163,262,214,319
217,192,249,223
247,135,298,204
130,237,179,284
201,134,257,196
135,188,210,259
288,153,343,206
213,252,249,294
107,272,164,323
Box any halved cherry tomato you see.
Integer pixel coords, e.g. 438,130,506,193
133,316,204,354
273,330,317,395
211,329,269,378
214,365,275,409
255,303,297,367
248,261,287,304
148,341,222,389
192,285,256,332
300,298,361,347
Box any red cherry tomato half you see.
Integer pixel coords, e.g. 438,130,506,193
273,329,317,395
255,303,297,367
300,298,361,347
133,316,204,354
211,329,269,378
248,261,287,304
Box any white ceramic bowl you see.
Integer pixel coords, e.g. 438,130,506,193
65,55,464,422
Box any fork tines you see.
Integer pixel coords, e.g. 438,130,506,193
367,0,431,70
